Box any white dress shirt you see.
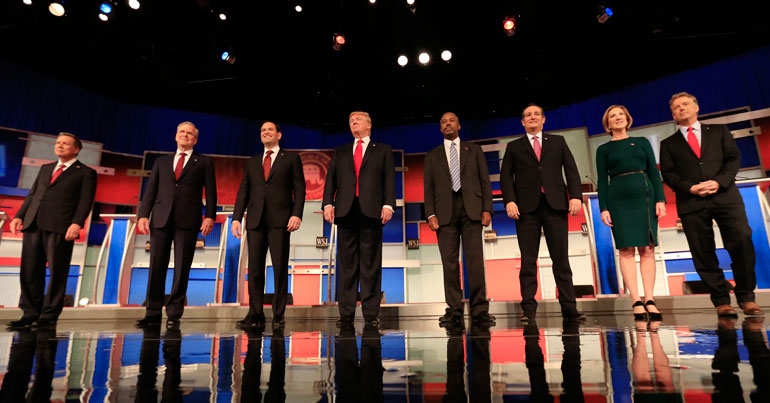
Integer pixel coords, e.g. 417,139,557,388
526,132,543,150
678,121,702,147
262,145,280,168
173,149,192,171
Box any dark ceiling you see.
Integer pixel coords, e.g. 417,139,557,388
2,0,770,131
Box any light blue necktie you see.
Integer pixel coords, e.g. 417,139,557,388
450,142,461,192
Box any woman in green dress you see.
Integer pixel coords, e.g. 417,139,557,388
596,105,666,321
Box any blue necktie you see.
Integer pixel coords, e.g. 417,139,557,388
450,142,461,192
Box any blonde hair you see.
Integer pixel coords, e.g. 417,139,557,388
602,105,633,133
349,111,372,125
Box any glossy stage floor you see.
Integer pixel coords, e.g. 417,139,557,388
0,297,768,402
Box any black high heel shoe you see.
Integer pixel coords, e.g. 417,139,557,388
644,300,662,321
633,300,648,321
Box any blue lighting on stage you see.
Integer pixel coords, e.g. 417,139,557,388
100,3,113,14
605,7,613,16
220,51,229,61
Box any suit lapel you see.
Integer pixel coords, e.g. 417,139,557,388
672,129,699,159
459,141,470,173
360,140,376,170
521,136,539,162
699,124,712,157
48,160,81,187
266,150,285,182
42,163,56,188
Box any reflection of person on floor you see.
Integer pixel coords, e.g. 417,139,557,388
712,318,770,401
241,328,287,402
335,325,384,402
524,321,584,402
0,329,58,402
631,321,674,399
443,323,492,402
135,326,184,402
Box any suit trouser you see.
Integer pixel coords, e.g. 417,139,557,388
336,198,383,321
19,224,75,321
335,326,384,402
246,220,290,321
679,203,756,306
515,196,578,315
436,190,489,317
144,216,199,320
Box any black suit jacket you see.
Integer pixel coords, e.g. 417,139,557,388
659,123,743,215
15,160,97,234
322,139,396,220
424,141,493,226
233,149,306,228
138,151,217,230
500,133,582,213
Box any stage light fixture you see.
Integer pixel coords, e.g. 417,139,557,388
48,2,66,16
219,13,227,21
99,2,113,14
597,5,613,23
333,34,345,51
406,0,415,5
370,0,376,4
503,16,516,36
441,50,452,62
418,52,430,65
23,0,33,5
221,51,235,64
295,5,302,12
128,0,141,10
98,13,109,21
397,55,408,67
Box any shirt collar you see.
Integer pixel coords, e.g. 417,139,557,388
355,135,371,145
443,137,461,148
264,145,280,155
679,121,701,134
176,149,192,157
527,131,543,141
58,157,77,168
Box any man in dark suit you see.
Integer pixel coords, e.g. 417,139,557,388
660,92,762,318
8,132,97,330
500,104,586,322
136,121,217,328
232,121,305,329
323,111,396,327
424,112,495,326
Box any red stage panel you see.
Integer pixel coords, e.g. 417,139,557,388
290,331,321,364
404,154,426,203
419,222,438,244
490,329,545,363
0,196,24,232
291,269,321,305
95,152,142,205
658,184,679,228
667,275,684,296
211,157,248,206
485,259,541,301
568,213,586,232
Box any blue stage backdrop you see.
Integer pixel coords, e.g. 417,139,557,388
1,46,770,155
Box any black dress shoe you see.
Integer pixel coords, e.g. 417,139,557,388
563,311,587,322
31,318,57,329
439,308,462,325
272,316,286,328
520,311,536,323
135,317,162,328
365,318,380,327
473,312,496,325
7,318,36,329
336,317,354,328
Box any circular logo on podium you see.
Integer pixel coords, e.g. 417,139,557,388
300,151,332,200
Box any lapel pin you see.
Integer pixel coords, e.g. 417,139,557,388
464,146,469,150
631,142,635,146
194,158,198,162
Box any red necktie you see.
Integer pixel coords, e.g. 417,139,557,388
533,136,545,193
687,126,700,158
354,139,364,197
50,164,64,184
174,152,186,180
532,136,542,161
263,150,273,181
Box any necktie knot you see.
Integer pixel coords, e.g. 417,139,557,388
50,164,65,184
265,150,273,157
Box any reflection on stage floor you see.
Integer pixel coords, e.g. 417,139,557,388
0,312,768,402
